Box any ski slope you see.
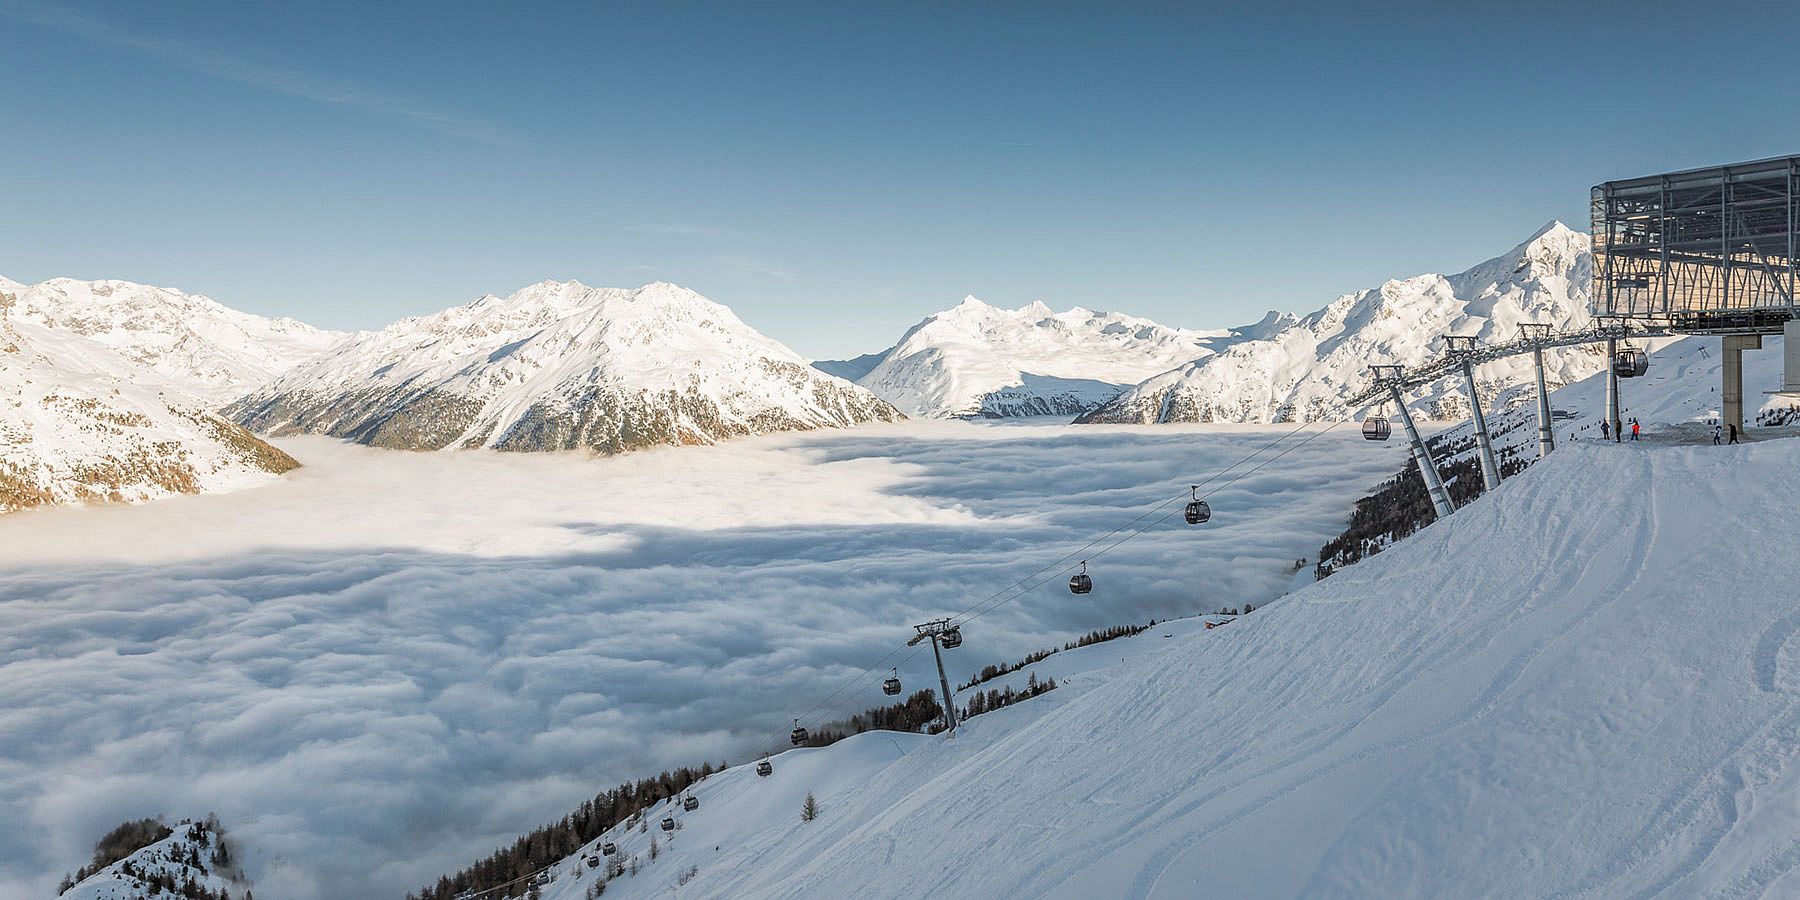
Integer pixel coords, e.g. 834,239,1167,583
542,435,1800,899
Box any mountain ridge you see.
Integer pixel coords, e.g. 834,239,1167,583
227,280,903,453
0,274,344,402
832,296,1224,418
1079,221,1597,424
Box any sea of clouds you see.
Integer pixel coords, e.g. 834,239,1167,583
0,420,1404,899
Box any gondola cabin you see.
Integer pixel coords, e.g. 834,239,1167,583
586,855,599,869
602,842,617,856
1068,560,1092,594
882,670,903,695
1613,348,1649,378
683,795,699,811
790,720,809,745
940,626,962,649
1362,416,1392,441
1184,499,1211,525
660,816,676,833
756,759,773,777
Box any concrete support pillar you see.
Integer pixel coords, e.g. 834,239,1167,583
1533,346,1555,458
1784,320,1800,393
1722,334,1763,436
1461,359,1501,491
1391,384,1454,521
1604,337,1622,442
930,635,957,735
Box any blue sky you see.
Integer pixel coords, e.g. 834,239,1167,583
3,1,1798,358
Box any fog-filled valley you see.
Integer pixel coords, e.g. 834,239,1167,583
0,423,1401,898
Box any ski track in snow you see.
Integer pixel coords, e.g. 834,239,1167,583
1113,466,1663,900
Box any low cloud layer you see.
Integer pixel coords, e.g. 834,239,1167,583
0,421,1404,899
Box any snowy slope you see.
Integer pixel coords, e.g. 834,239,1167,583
1,316,299,514
227,281,902,452
526,434,1800,900
1,276,342,402
61,820,247,900
844,298,1223,418
1081,222,1601,424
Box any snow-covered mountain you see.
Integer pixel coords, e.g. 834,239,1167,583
60,818,249,900
0,275,343,403
227,280,902,452
0,309,300,514
1080,222,1600,424
834,298,1223,418
507,431,1800,900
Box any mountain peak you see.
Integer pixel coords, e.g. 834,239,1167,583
1531,219,1577,240
230,281,901,453
1506,220,1589,273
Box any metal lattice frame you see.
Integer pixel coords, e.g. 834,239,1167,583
1593,155,1800,332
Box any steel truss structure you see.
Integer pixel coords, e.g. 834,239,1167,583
1592,154,1800,332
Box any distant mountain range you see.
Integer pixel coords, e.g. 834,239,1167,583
817,298,1225,418
0,275,341,402
1079,222,1598,424
3,221,1604,511
821,222,1600,424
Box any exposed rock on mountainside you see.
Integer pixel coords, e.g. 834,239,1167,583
0,303,299,515
228,281,902,452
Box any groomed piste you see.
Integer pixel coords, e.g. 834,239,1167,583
525,436,1800,900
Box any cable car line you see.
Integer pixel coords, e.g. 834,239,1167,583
937,418,1323,626
455,419,1362,900
954,419,1347,629
747,417,1350,781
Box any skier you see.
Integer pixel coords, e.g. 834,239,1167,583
1631,419,1641,441
1712,422,1723,445
1729,422,1740,444
1601,420,1611,440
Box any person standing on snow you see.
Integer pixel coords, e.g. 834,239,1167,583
1712,422,1723,445
1729,422,1740,444
1601,420,1611,440
1631,419,1641,440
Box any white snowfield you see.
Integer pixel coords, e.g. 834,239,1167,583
229,280,900,451
1081,222,1605,425
846,297,1227,419
0,274,342,403
533,436,1800,900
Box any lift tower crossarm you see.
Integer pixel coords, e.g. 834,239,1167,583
1344,321,1671,409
